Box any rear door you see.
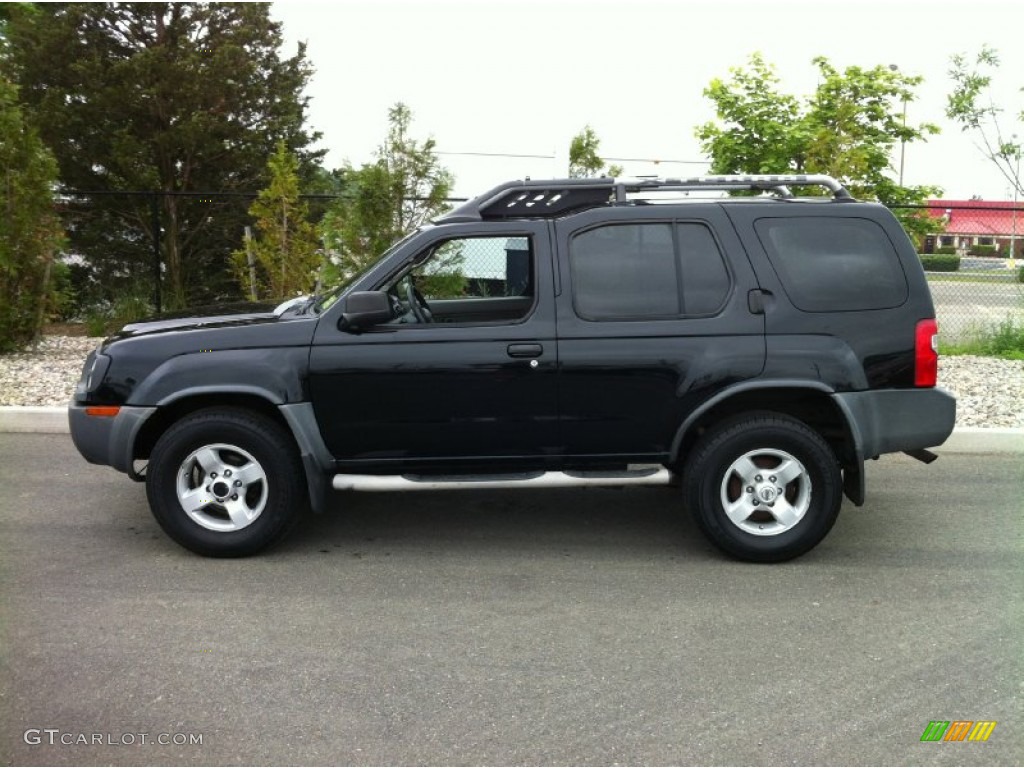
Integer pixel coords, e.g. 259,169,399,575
553,204,766,461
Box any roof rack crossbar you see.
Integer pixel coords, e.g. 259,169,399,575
612,174,850,201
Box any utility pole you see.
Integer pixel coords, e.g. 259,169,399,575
1011,146,1020,270
244,226,258,301
889,65,907,187
899,97,907,187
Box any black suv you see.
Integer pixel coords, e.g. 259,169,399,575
69,175,956,561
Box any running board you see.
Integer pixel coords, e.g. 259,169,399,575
332,467,674,492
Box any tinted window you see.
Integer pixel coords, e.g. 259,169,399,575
570,223,729,320
677,223,731,315
755,217,908,312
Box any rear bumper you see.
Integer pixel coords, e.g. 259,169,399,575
833,387,957,459
68,403,156,474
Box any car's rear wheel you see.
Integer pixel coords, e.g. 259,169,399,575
684,412,842,562
146,407,305,557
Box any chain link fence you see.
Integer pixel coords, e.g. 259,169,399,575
52,189,470,321
51,193,1023,343
893,202,1024,343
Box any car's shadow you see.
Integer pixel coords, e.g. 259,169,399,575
276,485,717,560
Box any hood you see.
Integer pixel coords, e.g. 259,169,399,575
112,298,307,339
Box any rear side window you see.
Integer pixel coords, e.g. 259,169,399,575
570,222,730,320
754,217,908,312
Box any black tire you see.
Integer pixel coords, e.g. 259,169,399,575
146,407,307,557
683,412,842,562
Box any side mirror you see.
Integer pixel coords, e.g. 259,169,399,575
339,291,393,332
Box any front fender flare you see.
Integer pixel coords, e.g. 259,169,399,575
127,348,309,407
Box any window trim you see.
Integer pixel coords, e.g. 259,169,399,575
567,219,734,322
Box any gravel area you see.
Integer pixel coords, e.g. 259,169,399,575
1,336,1022,427
0,336,99,408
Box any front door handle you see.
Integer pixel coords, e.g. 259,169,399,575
507,343,543,358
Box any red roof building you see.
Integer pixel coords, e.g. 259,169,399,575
926,199,1024,256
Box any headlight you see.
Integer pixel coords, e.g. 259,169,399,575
85,353,111,393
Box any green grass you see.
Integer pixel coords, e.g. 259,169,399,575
942,317,1024,360
926,272,1018,283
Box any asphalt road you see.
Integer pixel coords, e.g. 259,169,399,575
1,434,1021,766
928,279,1023,341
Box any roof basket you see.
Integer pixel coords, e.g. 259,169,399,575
436,174,852,223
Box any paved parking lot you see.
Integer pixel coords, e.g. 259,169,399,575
1,434,1020,766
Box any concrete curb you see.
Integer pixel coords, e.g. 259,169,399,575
1,406,1021,454
0,406,69,434
936,427,1024,454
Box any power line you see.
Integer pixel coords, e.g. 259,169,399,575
435,150,710,166
436,150,556,160
603,157,709,165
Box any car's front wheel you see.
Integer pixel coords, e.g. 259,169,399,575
146,407,306,557
684,412,842,562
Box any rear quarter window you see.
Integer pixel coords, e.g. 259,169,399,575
754,217,908,312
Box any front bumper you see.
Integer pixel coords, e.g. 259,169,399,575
833,387,957,459
68,402,157,475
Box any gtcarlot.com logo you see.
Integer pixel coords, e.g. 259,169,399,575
23,729,203,747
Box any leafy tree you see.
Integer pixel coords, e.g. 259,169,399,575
0,77,63,350
232,141,320,300
2,2,322,309
696,54,940,242
568,126,623,178
947,46,1022,196
321,103,457,291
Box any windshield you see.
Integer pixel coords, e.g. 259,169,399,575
314,229,423,312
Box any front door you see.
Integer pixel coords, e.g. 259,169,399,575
309,221,559,472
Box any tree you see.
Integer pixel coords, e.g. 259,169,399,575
568,126,623,178
2,3,322,309
231,141,320,300
0,77,63,350
947,46,1022,197
321,103,455,286
696,54,940,241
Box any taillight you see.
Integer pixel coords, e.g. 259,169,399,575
915,319,938,387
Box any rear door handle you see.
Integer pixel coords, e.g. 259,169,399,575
507,343,543,358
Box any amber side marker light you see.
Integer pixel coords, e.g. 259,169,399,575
85,406,121,417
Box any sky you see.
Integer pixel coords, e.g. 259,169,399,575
271,0,1024,201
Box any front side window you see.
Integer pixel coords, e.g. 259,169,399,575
569,222,730,320
383,235,535,325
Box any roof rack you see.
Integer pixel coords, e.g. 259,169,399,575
436,174,853,223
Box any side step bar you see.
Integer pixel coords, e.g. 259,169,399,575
332,467,674,492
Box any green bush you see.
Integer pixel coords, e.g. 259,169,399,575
986,318,1024,357
944,317,1024,360
84,311,108,338
968,244,999,256
934,246,958,255
83,291,153,336
49,261,78,321
1018,265,1024,284
919,254,961,272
